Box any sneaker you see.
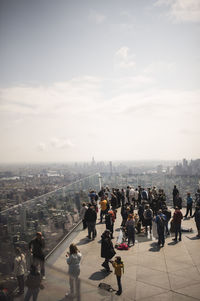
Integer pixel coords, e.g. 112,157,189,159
65,292,74,298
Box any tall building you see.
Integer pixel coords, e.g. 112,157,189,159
183,158,188,168
109,161,113,175
91,156,95,166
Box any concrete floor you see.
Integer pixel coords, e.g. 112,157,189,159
15,208,200,301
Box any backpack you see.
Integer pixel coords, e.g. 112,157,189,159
157,215,165,228
98,283,116,292
117,243,129,250
145,209,152,219
105,213,111,225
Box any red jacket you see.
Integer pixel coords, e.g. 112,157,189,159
173,210,183,224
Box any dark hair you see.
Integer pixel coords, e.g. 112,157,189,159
69,243,79,255
15,247,21,255
115,256,122,264
30,265,39,275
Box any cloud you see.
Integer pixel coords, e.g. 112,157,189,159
155,0,200,23
114,47,136,70
0,76,102,116
89,9,106,24
37,143,46,152
50,138,74,149
1,75,200,162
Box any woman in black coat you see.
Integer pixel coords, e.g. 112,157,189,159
101,230,115,272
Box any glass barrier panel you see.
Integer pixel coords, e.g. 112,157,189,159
0,173,100,291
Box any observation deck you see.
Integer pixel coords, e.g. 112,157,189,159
15,207,200,301
1,173,200,300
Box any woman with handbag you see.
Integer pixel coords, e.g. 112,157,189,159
101,229,116,273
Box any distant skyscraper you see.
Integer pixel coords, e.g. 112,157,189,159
157,165,163,174
182,158,188,168
91,156,95,166
109,161,113,175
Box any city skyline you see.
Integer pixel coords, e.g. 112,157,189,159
0,0,200,163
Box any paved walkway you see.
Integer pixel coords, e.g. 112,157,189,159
15,208,200,301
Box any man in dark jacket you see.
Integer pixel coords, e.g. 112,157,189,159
162,206,171,235
184,193,193,218
84,203,97,240
101,230,115,272
173,185,179,208
172,207,183,242
29,232,45,279
155,210,166,247
193,205,200,237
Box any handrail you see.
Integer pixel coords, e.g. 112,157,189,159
0,172,101,214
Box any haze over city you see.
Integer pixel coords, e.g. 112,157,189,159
0,0,200,163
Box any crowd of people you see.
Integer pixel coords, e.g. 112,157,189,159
77,185,200,296
2,185,200,300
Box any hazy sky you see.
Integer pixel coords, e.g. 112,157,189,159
0,0,200,163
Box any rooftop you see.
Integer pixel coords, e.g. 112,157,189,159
15,207,200,301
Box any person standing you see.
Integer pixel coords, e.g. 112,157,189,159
80,202,88,229
29,232,45,279
125,214,135,247
172,207,183,242
105,208,115,239
133,188,139,208
155,210,166,247
129,187,135,204
162,206,171,235
66,243,82,298
184,193,193,218
143,204,153,234
14,247,26,295
84,204,97,240
193,205,200,237
110,256,124,296
101,230,116,273
99,196,108,223
24,265,41,301
173,185,179,208
110,193,117,210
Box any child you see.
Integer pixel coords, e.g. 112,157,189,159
110,256,124,295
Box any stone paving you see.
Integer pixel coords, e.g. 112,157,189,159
15,208,200,301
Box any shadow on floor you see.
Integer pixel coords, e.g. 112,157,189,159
77,238,91,246
185,235,200,240
168,241,178,246
149,242,160,252
89,270,110,281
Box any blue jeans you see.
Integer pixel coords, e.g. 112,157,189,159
157,228,165,246
116,276,122,293
24,288,39,301
174,224,181,241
